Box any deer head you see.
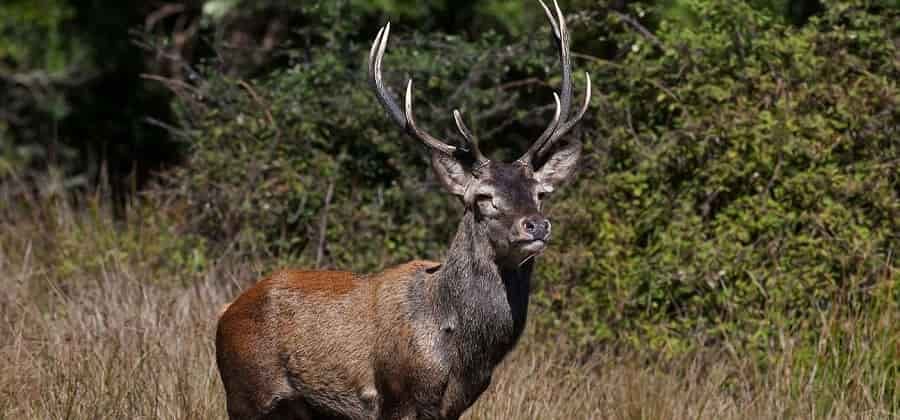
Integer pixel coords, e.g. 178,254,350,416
369,0,591,266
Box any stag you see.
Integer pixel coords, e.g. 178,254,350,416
215,1,591,419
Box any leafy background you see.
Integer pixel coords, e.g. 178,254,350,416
2,0,898,363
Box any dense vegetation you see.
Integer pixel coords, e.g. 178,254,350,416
160,0,899,357
2,0,898,369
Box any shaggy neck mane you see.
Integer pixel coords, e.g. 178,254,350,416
435,210,532,368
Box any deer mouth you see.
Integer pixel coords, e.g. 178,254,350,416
516,239,548,266
517,239,547,254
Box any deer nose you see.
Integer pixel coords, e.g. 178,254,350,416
520,216,551,241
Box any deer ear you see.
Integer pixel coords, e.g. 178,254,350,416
431,151,471,196
535,140,581,190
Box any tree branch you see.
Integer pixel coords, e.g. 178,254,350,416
611,11,665,50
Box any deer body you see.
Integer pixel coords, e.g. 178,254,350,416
216,1,590,419
218,213,533,419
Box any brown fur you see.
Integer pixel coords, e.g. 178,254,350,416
217,261,442,420
269,270,359,296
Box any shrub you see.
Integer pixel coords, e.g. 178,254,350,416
538,0,898,354
165,0,899,356
164,1,570,269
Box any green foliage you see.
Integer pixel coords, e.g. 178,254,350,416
538,0,898,354
4,0,896,363
51,201,209,287
168,19,558,268
0,0,177,195
349,0,534,36
0,0,83,73
166,0,898,358
0,0,85,177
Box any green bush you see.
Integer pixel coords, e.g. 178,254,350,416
0,0,177,195
166,0,898,356
166,0,568,268
539,0,898,354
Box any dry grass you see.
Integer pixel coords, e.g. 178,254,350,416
1,193,898,419
473,339,899,419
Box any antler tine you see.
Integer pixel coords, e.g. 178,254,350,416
551,0,573,116
452,110,485,162
536,72,591,158
534,0,573,119
520,0,591,165
369,23,405,128
404,80,459,155
537,0,561,40
369,23,459,156
516,93,562,165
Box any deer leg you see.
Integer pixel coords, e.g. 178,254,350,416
257,396,310,420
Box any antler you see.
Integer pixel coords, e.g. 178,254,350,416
369,23,477,158
369,0,589,166
517,0,592,166
452,110,487,164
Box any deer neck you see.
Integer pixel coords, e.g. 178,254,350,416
436,211,532,363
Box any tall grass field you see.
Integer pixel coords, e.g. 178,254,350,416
1,185,898,419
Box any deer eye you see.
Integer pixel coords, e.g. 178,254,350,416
475,194,498,212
